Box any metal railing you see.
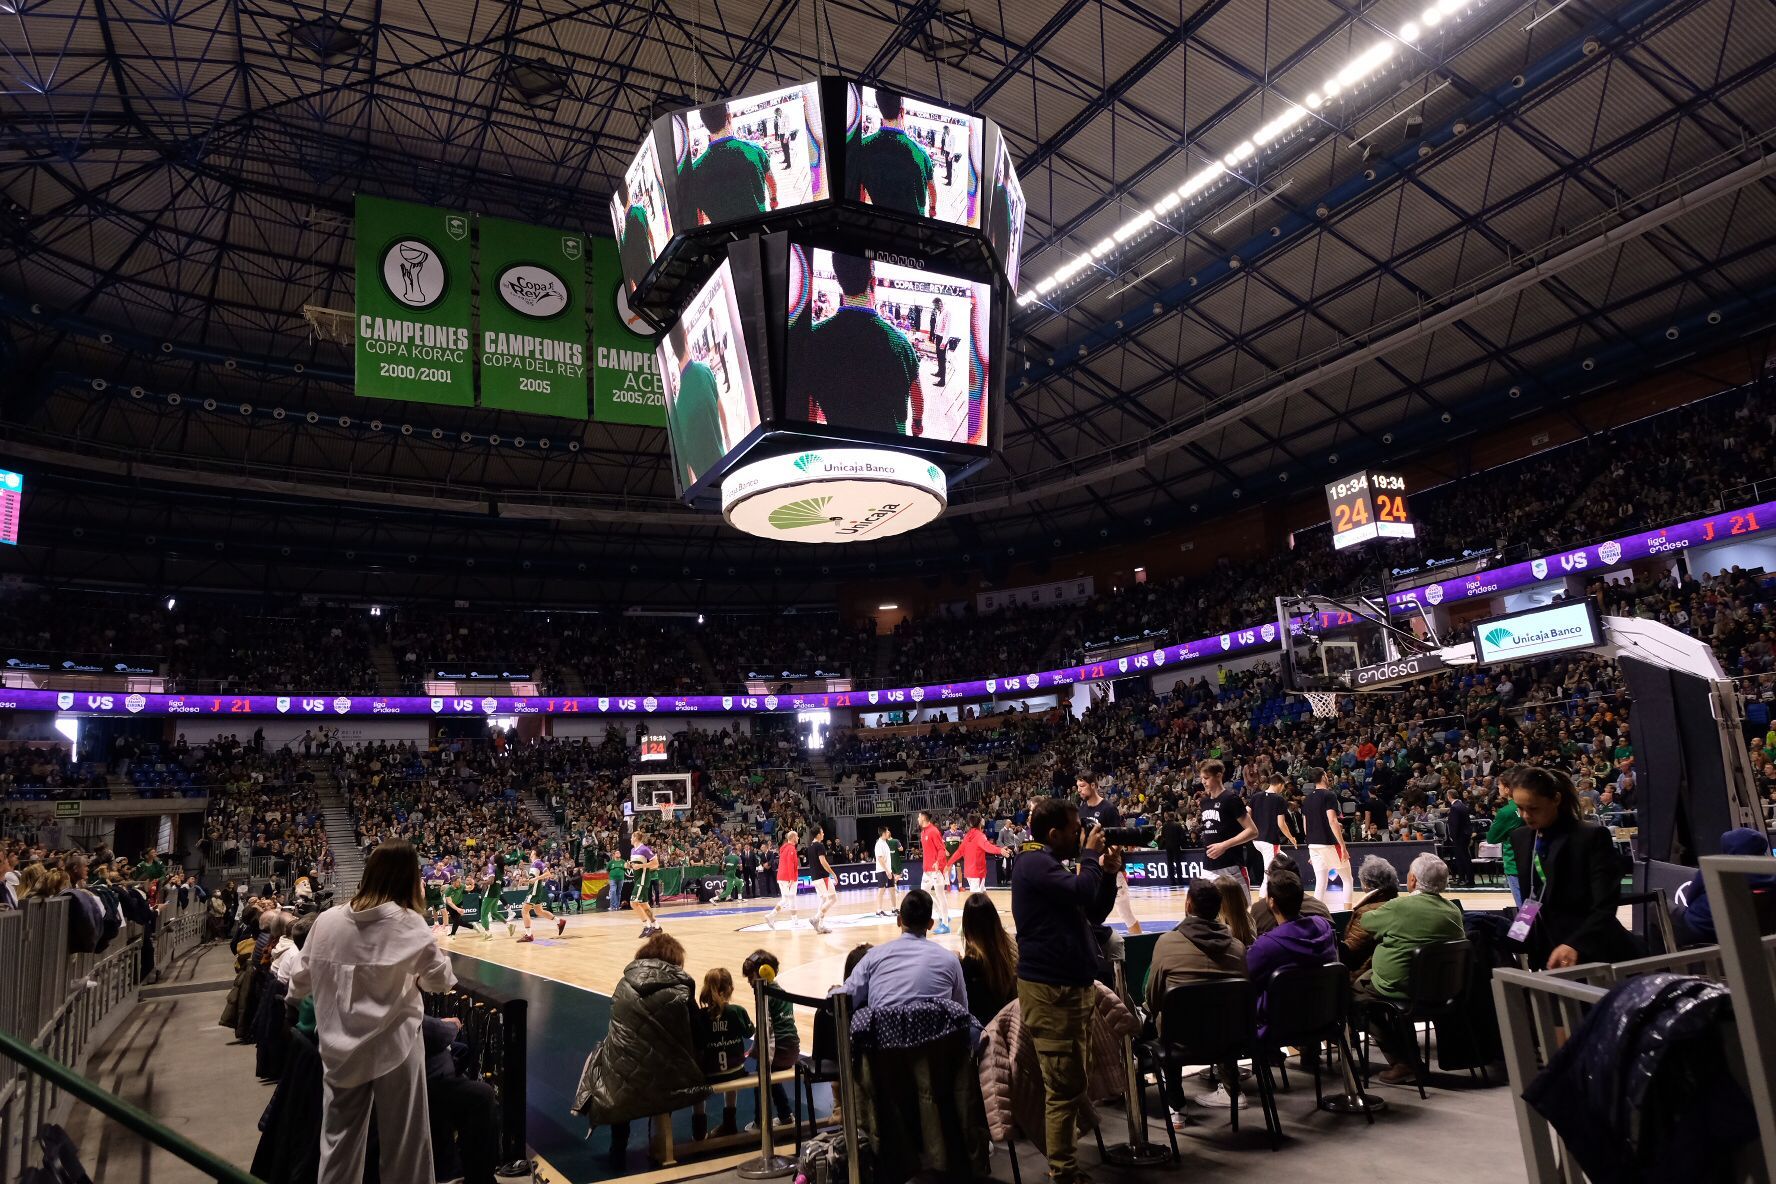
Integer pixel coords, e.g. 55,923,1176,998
0,892,235,1179
1494,855,1776,1182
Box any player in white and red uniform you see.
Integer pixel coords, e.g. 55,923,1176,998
944,815,1006,893
918,810,953,934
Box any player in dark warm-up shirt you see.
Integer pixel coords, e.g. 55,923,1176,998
793,253,923,435
665,319,724,486
692,103,777,223
852,89,936,217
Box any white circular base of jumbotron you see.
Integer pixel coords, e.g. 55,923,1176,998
721,448,948,543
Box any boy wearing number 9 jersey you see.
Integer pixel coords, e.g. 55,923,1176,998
691,968,753,1140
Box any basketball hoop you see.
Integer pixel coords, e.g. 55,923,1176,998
657,804,677,826
1303,689,1342,719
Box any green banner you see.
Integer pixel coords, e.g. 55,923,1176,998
354,196,474,406
590,236,665,425
479,218,588,418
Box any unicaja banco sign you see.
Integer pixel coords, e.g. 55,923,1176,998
722,448,947,543
1473,601,1602,664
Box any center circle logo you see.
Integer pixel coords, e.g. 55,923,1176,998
380,237,449,311
497,263,568,319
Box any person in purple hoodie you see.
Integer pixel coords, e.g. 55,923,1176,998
1245,870,1339,1040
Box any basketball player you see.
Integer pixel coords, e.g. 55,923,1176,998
1303,769,1352,902
719,847,744,902
917,811,953,934
766,829,800,928
630,830,663,937
872,825,899,916
944,815,1005,893
1250,773,1300,886
517,849,567,943
807,826,837,934
1199,760,1258,882
1076,775,1142,935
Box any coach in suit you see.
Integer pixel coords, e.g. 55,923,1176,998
1504,766,1638,969
1445,791,1474,887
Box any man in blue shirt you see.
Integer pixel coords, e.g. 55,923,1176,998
842,890,965,1009
1011,798,1121,1184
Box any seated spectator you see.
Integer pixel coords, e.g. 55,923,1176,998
959,893,1018,1026
421,1014,500,1184
1675,827,1776,944
1249,853,1332,934
1215,874,1257,948
1351,853,1466,1084
691,967,752,1141
1245,870,1338,1047
844,890,967,1010
1342,856,1403,974
574,931,708,1169
1145,879,1248,1120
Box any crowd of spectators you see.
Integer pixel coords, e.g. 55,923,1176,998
700,613,880,686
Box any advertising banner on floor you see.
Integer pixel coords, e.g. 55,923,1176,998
478,217,588,418
590,236,666,426
354,195,474,406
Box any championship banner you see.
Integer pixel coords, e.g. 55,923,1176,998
354,196,474,406
479,218,588,418
590,236,665,426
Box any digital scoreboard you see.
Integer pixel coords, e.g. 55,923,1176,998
1324,469,1415,551
0,469,20,546
639,734,670,762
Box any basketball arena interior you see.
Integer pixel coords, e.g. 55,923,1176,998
3,0,1776,1181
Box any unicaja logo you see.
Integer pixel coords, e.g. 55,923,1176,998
793,452,821,473
769,496,833,530
1483,627,1515,649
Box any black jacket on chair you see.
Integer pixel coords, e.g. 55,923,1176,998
1509,820,1639,966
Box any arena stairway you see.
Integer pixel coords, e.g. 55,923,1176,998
684,630,724,692
312,764,365,897
523,789,568,852
369,641,402,691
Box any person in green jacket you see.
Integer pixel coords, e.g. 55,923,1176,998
1351,852,1467,1084
1485,782,1525,904
666,320,725,487
606,851,627,912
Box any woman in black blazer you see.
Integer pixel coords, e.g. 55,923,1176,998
1504,765,1638,969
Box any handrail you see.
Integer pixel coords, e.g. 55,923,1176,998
0,1027,264,1184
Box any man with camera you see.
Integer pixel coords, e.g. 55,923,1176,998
1075,774,1143,934
1012,797,1123,1184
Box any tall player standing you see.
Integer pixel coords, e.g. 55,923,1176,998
629,830,663,937
1198,760,1259,883
807,826,838,934
1076,775,1142,934
1250,773,1300,887
766,829,801,928
872,825,900,917
918,811,953,934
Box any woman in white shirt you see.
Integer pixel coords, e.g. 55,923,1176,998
289,839,455,1184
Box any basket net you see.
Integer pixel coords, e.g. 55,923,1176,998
1303,690,1342,719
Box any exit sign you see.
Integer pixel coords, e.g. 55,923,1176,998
54,800,81,818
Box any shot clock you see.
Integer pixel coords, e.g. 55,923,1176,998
1325,469,1416,551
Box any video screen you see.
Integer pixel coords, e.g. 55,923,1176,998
845,85,981,228
784,245,990,447
0,468,20,546
671,84,828,228
609,131,675,291
986,130,1027,290
657,258,763,491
